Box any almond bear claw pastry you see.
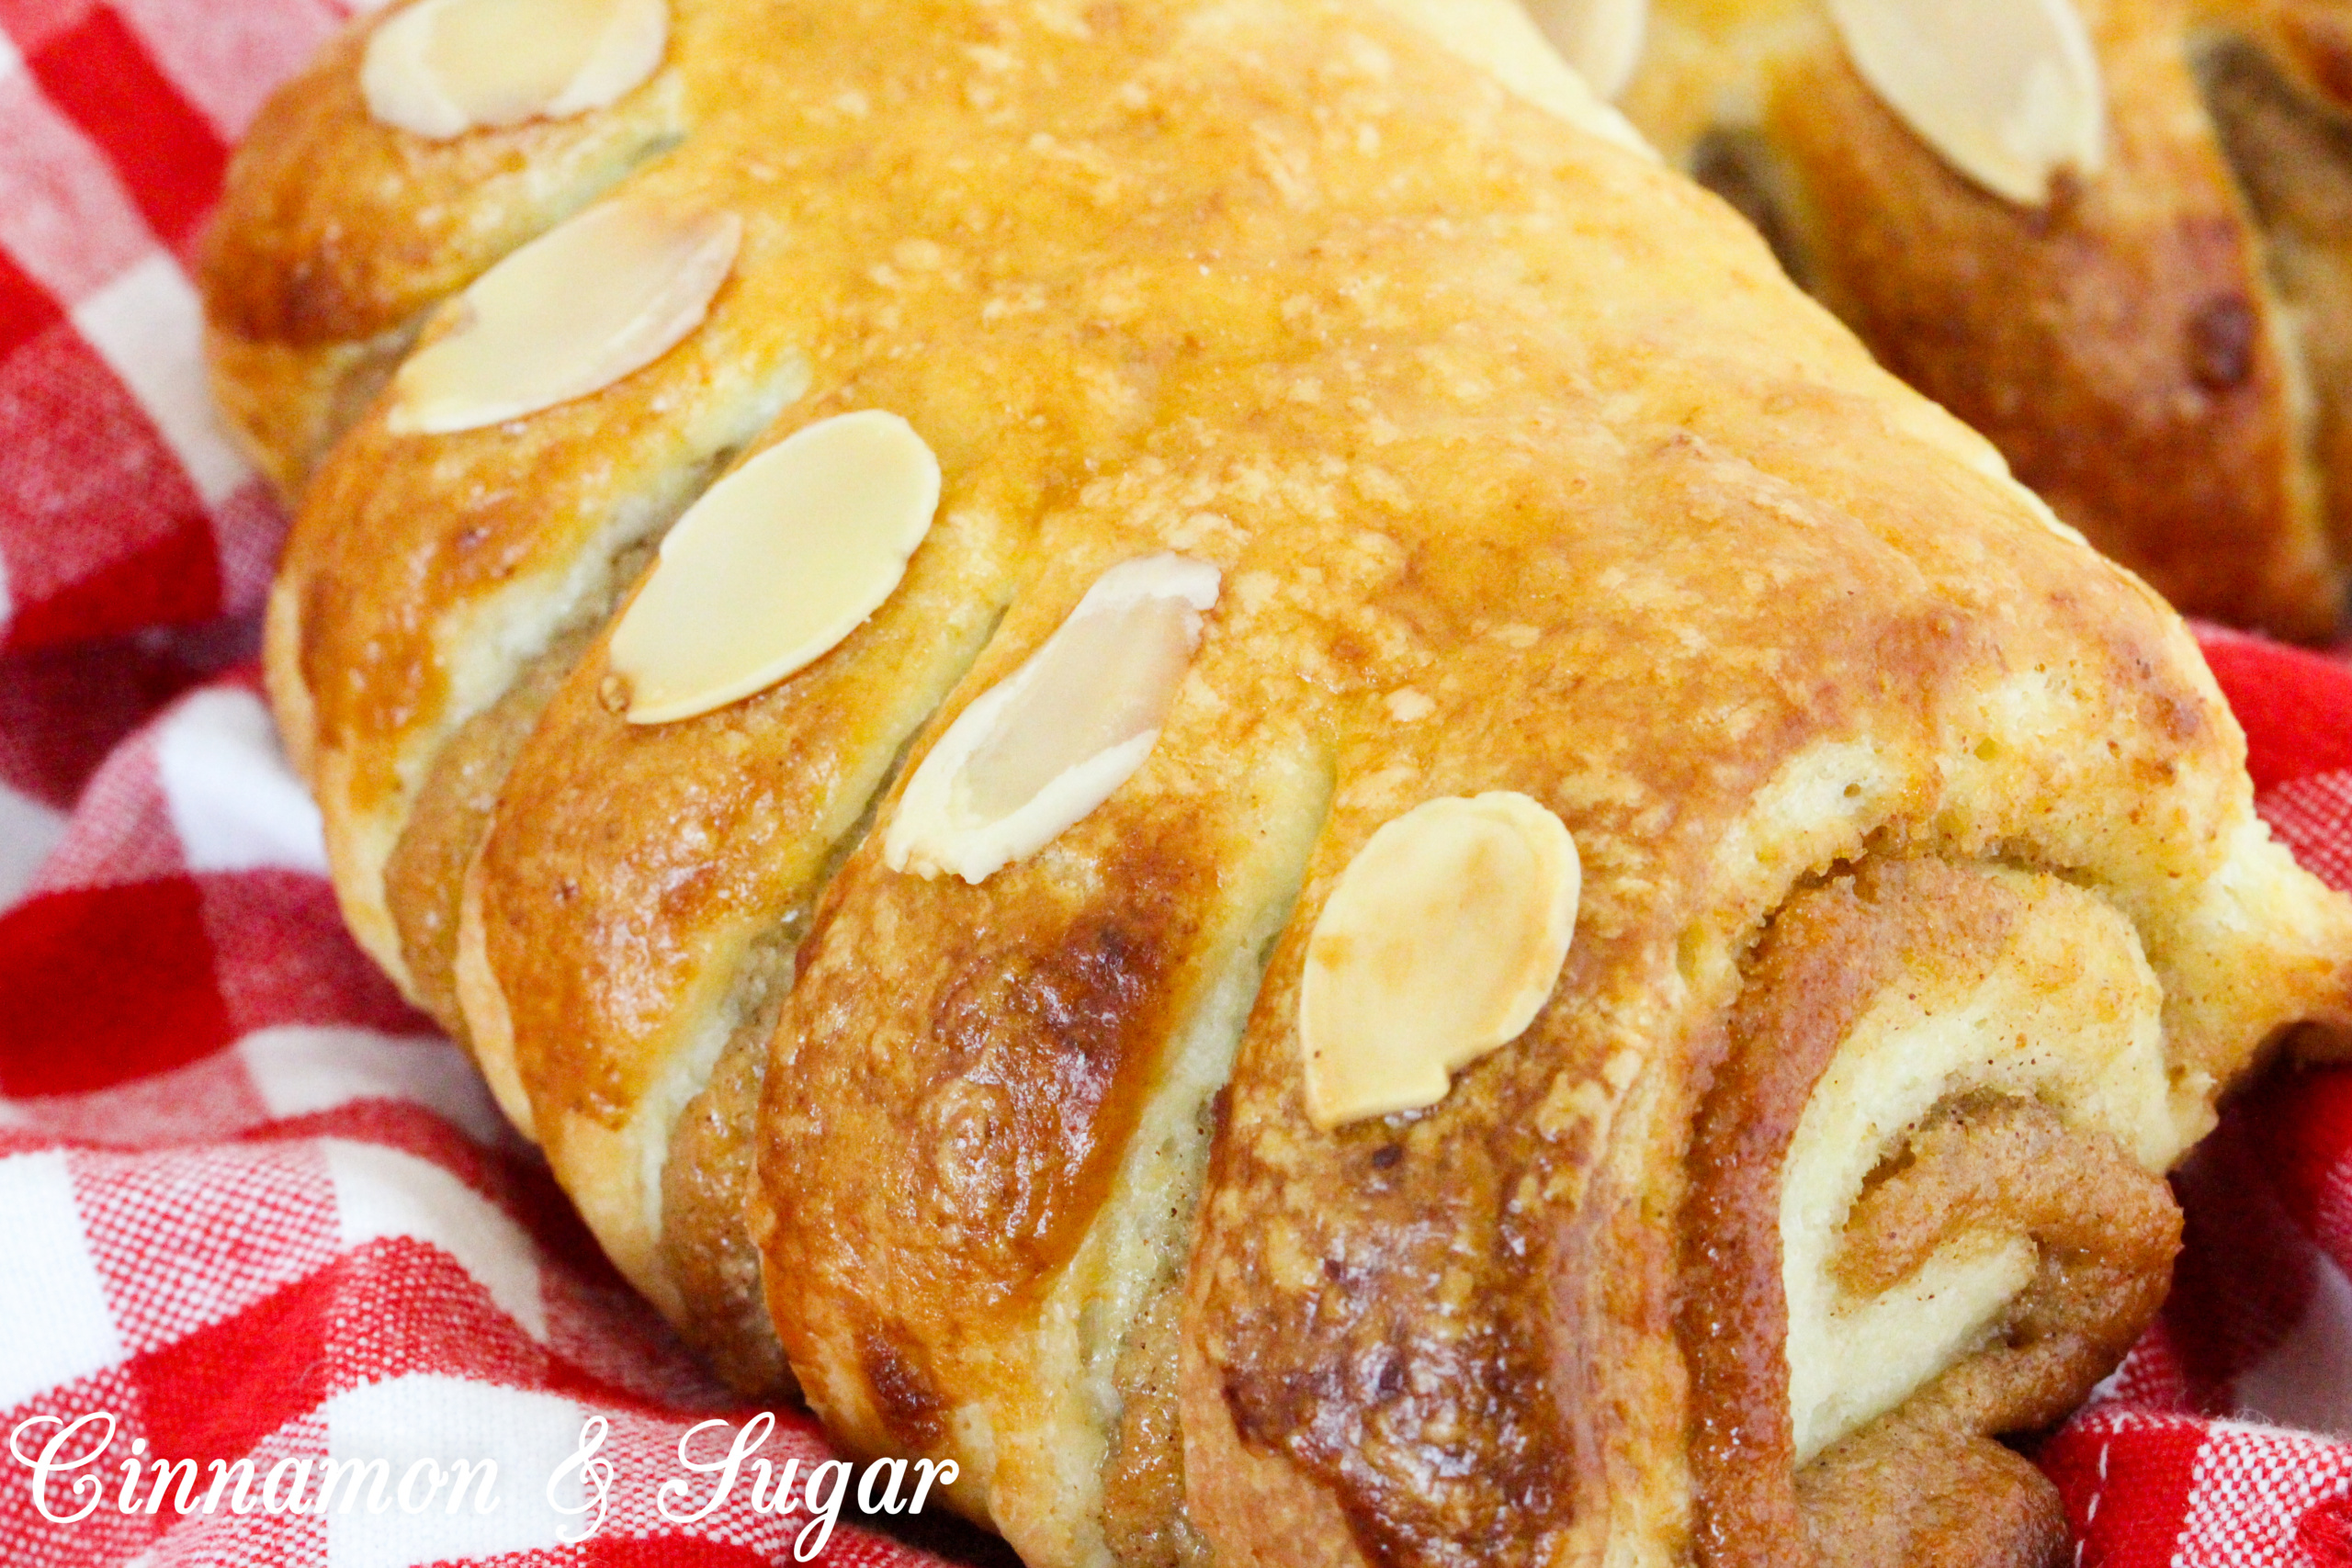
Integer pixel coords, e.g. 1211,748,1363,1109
203,1,2352,1563
1569,0,2352,639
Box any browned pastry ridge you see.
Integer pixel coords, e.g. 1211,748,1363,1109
202,0,2352,1563
1611,0,2352,640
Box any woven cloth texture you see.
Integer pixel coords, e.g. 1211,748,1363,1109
2,2,2351,1563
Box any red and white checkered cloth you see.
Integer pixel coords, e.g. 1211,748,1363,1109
4,3,2352,1564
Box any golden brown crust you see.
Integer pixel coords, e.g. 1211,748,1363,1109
198,7,682,348
773,834,1204,1337
1176,1308,1374,1568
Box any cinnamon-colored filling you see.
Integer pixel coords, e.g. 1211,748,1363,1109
1682,861,2181,1568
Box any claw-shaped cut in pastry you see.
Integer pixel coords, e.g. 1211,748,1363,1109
387,197,739,435
1527,0,1649,101
362,0,670,141
1824,0,2106,205
1300,792,1581,1129
606,411,943,724
885,553,1221,885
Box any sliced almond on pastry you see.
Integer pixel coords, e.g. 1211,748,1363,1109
607,412,943,724
387,197,739,434
1300,793,1578,1129
1369,0,1655,156
885,554,1222,884
1524,0,1647,102
363,0,668,140
1827,0,2106,206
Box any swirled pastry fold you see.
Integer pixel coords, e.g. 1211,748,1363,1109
204,0,2352,1563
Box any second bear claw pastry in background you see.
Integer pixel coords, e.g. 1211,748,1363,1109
1560,0,2352,639
201,0,2352,1564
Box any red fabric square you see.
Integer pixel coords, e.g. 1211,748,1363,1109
0,245,62,364
0,876,232,1094
2046,1415,2205,1566
129,1261,332,1477
2200,636,2352,793
2302,1490,2352,1568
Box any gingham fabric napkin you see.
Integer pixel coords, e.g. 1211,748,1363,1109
4,5,2352,1566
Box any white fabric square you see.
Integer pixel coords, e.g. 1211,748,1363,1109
72,254,255,506
0,71,157,302
0,779,65,909
154,686,328,875
0,1151,124,1407
323,1375,595,1568
324,1139,546,1341
241,1025,506,1145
